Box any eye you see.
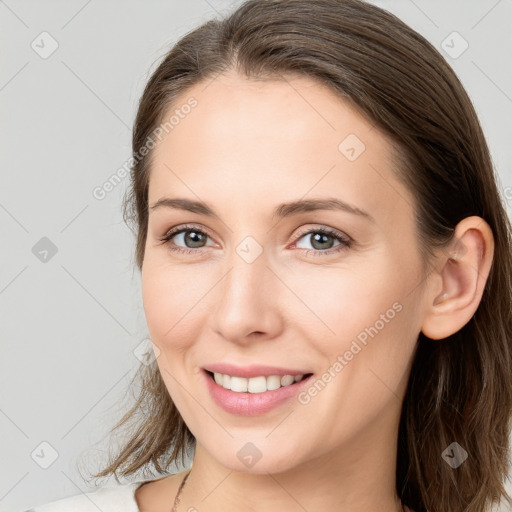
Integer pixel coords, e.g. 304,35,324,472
158,224,215,255
158,224,352,257
293,227,351,256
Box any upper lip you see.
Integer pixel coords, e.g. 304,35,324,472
203,363,312,378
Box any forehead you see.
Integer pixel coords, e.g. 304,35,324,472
148,70,415,228
159,70,377,150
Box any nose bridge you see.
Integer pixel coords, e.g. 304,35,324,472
221,240,271,311
211,236,282,341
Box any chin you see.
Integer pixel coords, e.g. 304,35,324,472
200,437,305,475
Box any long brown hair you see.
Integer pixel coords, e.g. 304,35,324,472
86,1,512,510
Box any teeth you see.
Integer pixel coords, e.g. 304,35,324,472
280,375,295,386
266,375,281,391
230,376,248,392
212,372,306,393
248,376,266,393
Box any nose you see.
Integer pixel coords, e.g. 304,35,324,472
209,246,284,345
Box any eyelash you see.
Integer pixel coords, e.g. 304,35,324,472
158,223,352,257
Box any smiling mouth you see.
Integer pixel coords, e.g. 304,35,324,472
205,370,314,394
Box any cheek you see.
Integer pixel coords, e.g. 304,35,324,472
285,261,404,347
291,269,418,444
288,257,419,404
141,257,213,351
141,260,209,410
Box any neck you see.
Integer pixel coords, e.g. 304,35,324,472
177,407,404,512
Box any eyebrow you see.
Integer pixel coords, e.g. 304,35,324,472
150,197,374,222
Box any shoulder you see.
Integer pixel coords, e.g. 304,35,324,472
20,481,145,512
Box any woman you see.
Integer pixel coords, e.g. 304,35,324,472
24,0,512,511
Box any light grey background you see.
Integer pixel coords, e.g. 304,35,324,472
1,1,511,511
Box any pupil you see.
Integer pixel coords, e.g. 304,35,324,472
312,233,333,250
186,231,205,248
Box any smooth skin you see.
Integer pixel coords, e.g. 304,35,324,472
135,70,494,512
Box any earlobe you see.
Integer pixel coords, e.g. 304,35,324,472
421,216,494,340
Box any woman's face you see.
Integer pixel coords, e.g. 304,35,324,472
142,70,430,474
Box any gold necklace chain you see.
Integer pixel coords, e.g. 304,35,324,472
171,470,191,512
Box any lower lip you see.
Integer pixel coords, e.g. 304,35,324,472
202,370,313,416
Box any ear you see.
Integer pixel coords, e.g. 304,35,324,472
421,216,495,340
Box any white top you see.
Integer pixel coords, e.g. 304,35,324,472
20,479,151,512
